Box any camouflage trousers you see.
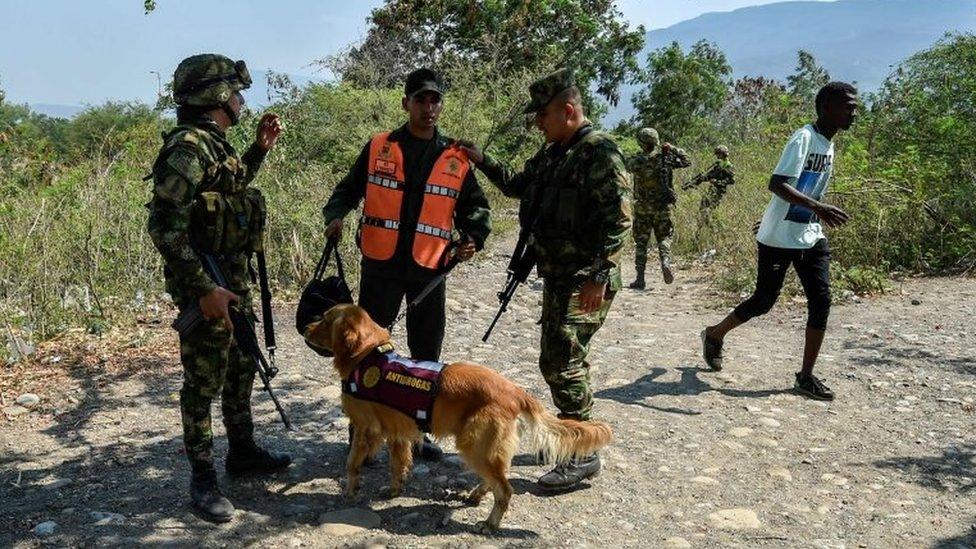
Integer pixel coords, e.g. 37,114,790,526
178,314,256,474
700,185,728,212
633,200,673,274
539,278,615,421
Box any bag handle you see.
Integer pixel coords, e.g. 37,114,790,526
312,237,345,282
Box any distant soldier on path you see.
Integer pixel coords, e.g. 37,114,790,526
628,127,691,289
685,145,735,219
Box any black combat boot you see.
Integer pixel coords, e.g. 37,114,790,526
414,435,444,462
226,439,292,478
629,258,647,289
190,469,234,523
628,274,646,290
538,453,601,491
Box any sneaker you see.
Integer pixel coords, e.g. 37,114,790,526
793,373,835,401
414,436,444,462
226,444,292,478
190,472,234,523
700,329,724,371
538,453,601,491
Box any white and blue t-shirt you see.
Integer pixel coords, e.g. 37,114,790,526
756,124,834,249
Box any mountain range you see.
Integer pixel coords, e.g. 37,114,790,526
606,0,976,123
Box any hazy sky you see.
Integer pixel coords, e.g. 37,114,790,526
0,0,836,107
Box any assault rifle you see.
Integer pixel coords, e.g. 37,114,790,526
172,253,292,430
482,230,537,342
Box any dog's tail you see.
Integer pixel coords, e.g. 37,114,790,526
516,388,612,463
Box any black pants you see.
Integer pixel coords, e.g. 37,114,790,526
358,267,446,361
733,239,831,330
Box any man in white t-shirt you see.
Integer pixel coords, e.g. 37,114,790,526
700,82,858,400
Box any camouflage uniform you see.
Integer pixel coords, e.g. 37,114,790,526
477,70,632,420
629,128,690,280
146,55,268,475
685,150,735,216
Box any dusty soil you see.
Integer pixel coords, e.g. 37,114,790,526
2,238,975,548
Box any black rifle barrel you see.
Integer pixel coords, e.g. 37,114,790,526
199,254,292,430
255,251,276,357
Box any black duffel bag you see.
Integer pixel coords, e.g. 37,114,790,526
295,237,353,357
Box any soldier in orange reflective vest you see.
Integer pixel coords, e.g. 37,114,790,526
323,68,492,460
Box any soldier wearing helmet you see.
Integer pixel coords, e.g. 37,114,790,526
146,53,288,522
684,144,736,232
628,127,691,289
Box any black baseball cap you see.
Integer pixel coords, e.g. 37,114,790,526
405,68,444,99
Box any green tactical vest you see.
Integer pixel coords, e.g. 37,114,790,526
153,125,267,256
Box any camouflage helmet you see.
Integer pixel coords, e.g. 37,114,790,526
714,145,730,157
173,54,252,107
637,127,659,147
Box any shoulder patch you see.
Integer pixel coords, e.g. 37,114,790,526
163,145,206,186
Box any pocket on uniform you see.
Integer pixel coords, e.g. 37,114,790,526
555,188,580,231
189,191,226,254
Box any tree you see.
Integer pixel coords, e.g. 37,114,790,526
863,33,976,269
787,50,830,102
714,76,794,142
630,40,732,142
330,0,645,111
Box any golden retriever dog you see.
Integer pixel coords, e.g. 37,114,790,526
304,303,613,531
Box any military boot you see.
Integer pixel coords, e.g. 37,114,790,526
538,453,601,492
660,254,674,285
414,435,444,462
190,470,234,523
629,257,647,289
226,439,292,478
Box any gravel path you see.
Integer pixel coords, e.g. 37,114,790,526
2,237,974,548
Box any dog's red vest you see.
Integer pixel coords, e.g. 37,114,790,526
341,346,443,432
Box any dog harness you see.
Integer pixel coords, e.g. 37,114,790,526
341,343,444,432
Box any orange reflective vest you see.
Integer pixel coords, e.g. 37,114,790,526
360,131,470,269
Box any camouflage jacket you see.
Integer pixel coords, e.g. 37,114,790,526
146,118,267,307
478,125,632,289
628,146,691,205
686,159,735,191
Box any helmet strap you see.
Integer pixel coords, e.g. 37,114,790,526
222,102,240,126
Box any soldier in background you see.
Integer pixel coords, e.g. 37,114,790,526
147,54,290,522
685,146,735,215
460,68,631,491
628,127,690,289
684,145,736,233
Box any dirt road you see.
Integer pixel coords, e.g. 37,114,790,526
2,240,974,548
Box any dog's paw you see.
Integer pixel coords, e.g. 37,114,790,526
379,485,401,499
474,520,499,534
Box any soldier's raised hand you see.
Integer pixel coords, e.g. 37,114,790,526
256,113,283,151
456,140,484,165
